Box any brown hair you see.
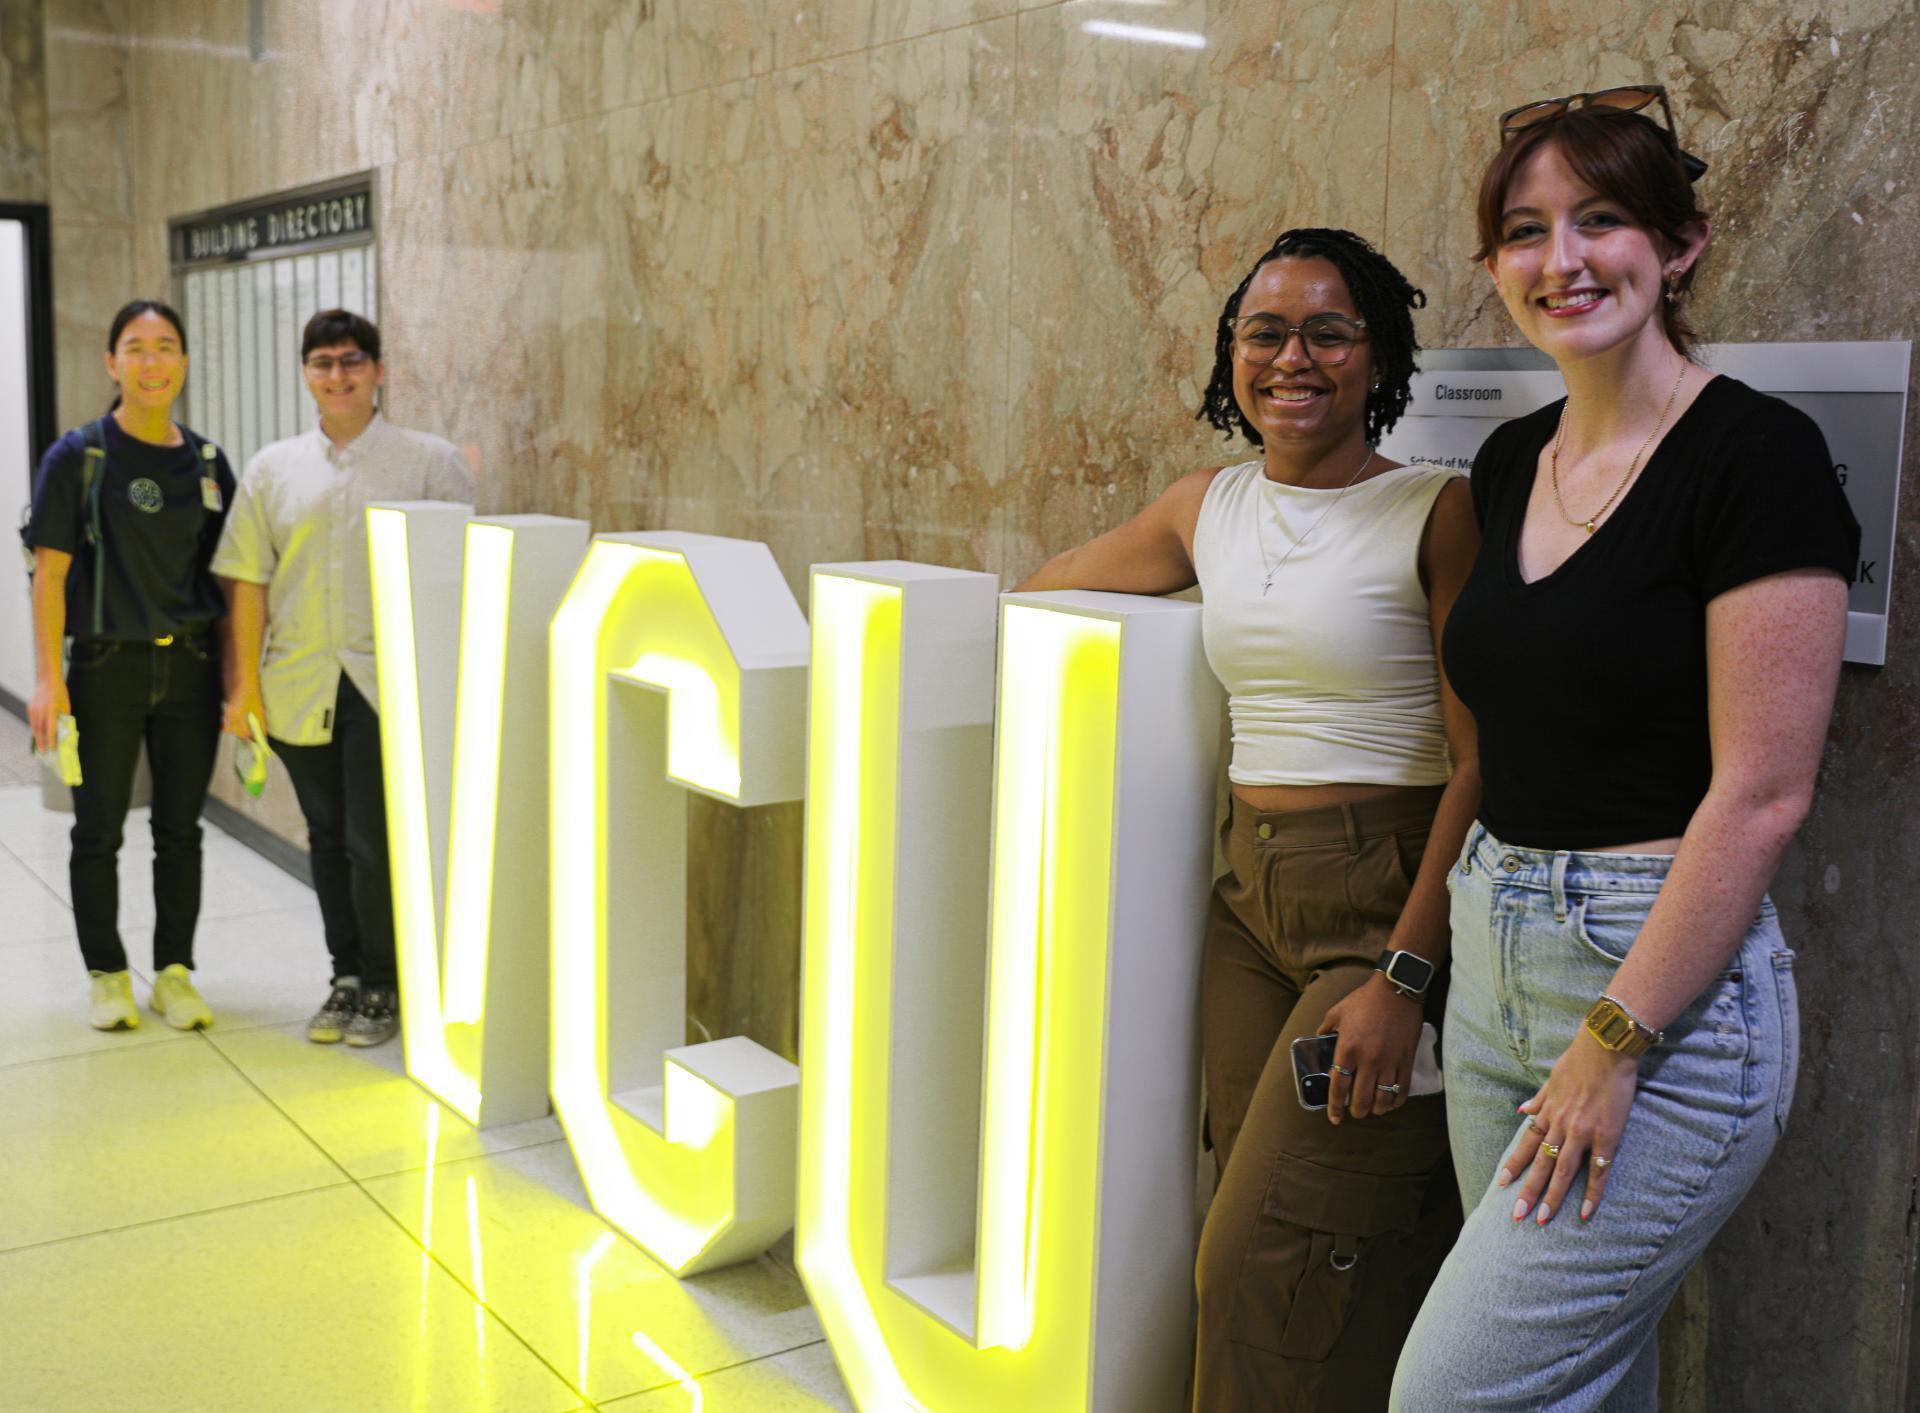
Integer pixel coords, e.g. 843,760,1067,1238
1472,106,1708,355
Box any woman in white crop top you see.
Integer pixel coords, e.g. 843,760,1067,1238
1019,228,1481,1412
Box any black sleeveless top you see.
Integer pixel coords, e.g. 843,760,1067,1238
1442,376,1860,849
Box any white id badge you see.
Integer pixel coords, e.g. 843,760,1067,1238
201,476,223,512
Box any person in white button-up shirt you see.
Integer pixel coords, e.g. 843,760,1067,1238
212,309,473,1049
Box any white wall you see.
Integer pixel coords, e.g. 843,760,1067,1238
0,220,35,706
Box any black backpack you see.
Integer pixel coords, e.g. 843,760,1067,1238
18,416,217,636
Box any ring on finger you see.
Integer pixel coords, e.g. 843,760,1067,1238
1540,1140,1562,1158
1375,1082,1401,1095
1331,1063,1355,1077
1528,1119,1550,1136
1592,1153,1612,1169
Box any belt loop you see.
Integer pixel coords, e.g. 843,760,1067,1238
1550,852,1570,922
1341,804,1361,856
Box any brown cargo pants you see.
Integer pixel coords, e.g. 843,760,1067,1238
1192,788,1461,1412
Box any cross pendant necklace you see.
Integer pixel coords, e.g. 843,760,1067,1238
1255,447,1375,595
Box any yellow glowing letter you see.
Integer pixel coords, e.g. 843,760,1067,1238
550,531,807,1274
798,566,1222,1411
369,504,589,1126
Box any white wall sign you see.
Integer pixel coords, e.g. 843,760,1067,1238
1379,342,1911,665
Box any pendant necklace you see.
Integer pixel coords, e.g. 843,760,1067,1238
1254,445,1375,595
1551,360,1687,534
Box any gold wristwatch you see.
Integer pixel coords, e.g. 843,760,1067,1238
1584,994,1663,1058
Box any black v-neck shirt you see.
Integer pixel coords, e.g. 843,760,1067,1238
1441,375,1860,849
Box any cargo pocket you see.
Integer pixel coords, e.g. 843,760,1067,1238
1231,1151,1432,1362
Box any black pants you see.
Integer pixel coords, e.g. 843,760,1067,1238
65,631,223,975
271,674,396,989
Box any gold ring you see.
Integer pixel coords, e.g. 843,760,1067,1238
1528,1119,1550,1136
1541,1141,1562,1158
1331,1063,1355,1077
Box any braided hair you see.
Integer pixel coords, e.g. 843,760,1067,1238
1195,228,1425,448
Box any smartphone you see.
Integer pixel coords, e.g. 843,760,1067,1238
1291,1031,1339,1111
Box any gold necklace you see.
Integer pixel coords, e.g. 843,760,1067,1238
1551,361,1688,534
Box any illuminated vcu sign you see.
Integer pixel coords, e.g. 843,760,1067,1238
370,507,1221,1408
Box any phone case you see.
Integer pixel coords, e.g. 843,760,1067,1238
1291,1031,1339,1111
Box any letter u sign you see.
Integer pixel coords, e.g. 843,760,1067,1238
798,564,1219,1411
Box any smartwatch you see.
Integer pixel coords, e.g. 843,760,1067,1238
1374,948,1435,999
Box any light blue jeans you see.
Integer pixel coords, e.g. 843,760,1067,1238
1390,823,1798,1412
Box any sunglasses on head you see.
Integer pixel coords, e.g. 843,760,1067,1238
1499,85,1709,182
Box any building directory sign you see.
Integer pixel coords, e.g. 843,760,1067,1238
168,174,375,269
1378,342,1911,665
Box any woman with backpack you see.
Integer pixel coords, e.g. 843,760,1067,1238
23,299,236,1031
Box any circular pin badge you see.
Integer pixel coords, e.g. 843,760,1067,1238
128,478,164,513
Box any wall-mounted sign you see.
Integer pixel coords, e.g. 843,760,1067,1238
169,174,375,269
1379,342,1911,665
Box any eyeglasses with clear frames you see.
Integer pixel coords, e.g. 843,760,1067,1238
303,351,372,376
1229,313,1368,367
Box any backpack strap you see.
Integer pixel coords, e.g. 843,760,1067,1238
78,419,107,547
79,418,111,637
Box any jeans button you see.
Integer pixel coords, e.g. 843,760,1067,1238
1256,822,1274,840
1502,855,1521,873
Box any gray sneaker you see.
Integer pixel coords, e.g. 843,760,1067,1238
307,980,361,1044
344,987,399,1047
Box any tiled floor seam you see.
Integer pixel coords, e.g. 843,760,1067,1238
200,1029,597,1409
620,1337,833,1401
0,1177,363,1259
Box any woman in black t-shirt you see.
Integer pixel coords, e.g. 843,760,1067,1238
24,300,235,1033
1390,96,1858,1410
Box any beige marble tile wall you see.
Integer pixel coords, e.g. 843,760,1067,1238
41,0,134,437
37,3,1920,1403
0,0,49,202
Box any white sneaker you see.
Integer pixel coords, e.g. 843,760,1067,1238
149,964,213,1030
88,970,140,1031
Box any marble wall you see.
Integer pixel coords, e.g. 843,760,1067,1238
0,0,48,203
30,2,1920,1405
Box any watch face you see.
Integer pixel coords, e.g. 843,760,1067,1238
1385,951,1433,992
1588,1001,1637,1051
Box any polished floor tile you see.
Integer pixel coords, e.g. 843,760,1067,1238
207,1022,564,1180
0,1038,348,1252
0,1185,587,1412
0,762,849,1411
361,1141,825,1404
0,934,198,1069
601,1340,852,1411
0,847,81,949
0,779,82,855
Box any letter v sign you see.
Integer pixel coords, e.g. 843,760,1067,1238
367,503,590,1127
